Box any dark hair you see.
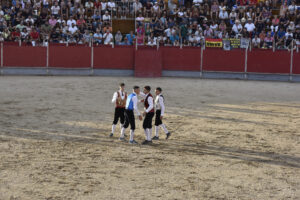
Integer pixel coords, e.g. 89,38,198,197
120,83,125,87
144,86,151,91
133,86,140,90
156,87,162,92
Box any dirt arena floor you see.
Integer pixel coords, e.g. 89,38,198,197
0,76,299,200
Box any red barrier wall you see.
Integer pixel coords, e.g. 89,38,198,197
93,46,134,69
3,46,47,67
1,44,296,77
161,47,201,71
0,44,2,67
293,52,300,74
247,50,290,74
49,45,91,68
203,49,245,72
135,47,162,77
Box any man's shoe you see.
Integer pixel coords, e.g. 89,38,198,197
129,140,138,144
119,137,125,141
129,140,139,144
152,136,159,140
109,133,113,137
166,132,171,140
142,140,148,145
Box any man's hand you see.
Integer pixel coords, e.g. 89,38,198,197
140,99,145,103
160,116,163,120
143,112,146,117
138,115,143,121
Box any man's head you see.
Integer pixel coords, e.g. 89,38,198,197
133,86,140,94
119,83,125,91
143,86,151,94
155,87,162,95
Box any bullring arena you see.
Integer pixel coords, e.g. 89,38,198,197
0,76,299,199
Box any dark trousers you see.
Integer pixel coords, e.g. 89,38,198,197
155,110,162,126
124,109,135,130
143,112,154,129
112,107,125,125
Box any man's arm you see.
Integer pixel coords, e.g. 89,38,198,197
139,92,146,98
133,96,141,116
111,92,118,103
159,96,165,116
145,96,153,113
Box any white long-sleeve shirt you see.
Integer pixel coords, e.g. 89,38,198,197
111,90,126,103
155,94,165,116
130,93,141,116
139,92,154,113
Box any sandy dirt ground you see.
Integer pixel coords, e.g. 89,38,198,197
0,76,299,200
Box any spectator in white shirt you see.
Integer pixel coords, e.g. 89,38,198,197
103,30,113,45
51,2,60,17
133,0,143,12
219,8,228,21
136,13,145,24
107,1,116,11
68,23,78,35
285,29,293,38
244,18,255,34
85,0,94,9
210,21,218,32
115,30,123,45
252,34,261,48
67,16,76,27
193,0,203,7
0,6,4,16
25,15,35,25
103,11,111,21
288,2,297,15
93,29,103,45
232,20,243,35
152,2,160,13
101,2,107,11
57,17,66,25
147,38,156,46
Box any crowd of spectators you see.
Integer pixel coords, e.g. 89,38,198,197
0,0,299,49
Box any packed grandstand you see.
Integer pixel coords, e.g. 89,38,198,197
0,0,299,49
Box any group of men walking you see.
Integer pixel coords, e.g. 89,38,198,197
110,83,171,145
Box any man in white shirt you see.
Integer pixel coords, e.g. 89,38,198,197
147,38,156,46
107,1,116,11
193,0,203,7
244,18,255,34
67,16,76,27
110,83,127,138
68,23,78,35
120,86,143,144
219,8,228,20
232,20,243,35
139,86,155,145
93,29,102,44
51,2,60,17
152,87,171,140
252,34,261,48
103,30,113,45
25,15,35,24
133,0,143,12
102,11,111,21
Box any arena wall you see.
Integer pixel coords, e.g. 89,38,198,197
0,43,299,82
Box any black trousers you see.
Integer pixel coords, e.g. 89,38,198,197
124,109,135,130
112,107,125,125
143,112,154,129
155,110,162,126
